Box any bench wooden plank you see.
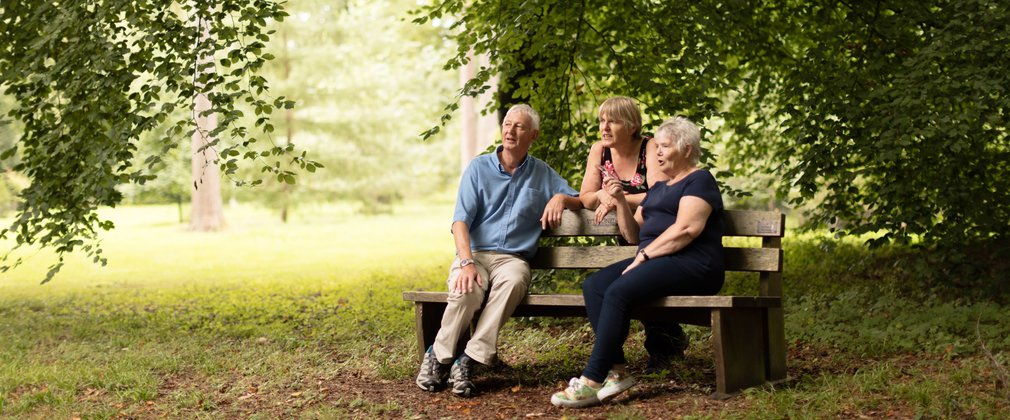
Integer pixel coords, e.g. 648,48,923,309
723,210,786,238
544,209,784,238
507,305,713,326
402,291,780,308
529,246,782,272
406,301,737,347
413,302,440,361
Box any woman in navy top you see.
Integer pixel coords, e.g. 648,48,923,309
552,116,724,408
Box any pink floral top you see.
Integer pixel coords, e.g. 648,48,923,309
601,137,650,194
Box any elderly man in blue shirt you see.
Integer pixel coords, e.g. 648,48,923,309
416,104,582,397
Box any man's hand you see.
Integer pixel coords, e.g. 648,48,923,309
541,193,569,230
450,264,483,294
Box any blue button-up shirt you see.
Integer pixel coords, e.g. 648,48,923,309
453,147,578,259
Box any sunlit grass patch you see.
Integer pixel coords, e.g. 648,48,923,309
0,199,453,417
1,198,454,290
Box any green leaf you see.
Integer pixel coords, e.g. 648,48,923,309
0,146,16,160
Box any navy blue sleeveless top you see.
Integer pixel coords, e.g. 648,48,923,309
638,169,724,275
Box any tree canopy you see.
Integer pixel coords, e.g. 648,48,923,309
0,1,317,281
417,0,1010,246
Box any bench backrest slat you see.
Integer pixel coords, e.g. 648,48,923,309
534,209,785,286
530,246,782,272
544,209,785,238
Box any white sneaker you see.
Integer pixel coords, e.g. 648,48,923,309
597,370,635,402
550,377,601,408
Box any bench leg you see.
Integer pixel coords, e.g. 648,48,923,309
412,302,473,363
711,308,767,398
765,307,787,382
413,302,446,362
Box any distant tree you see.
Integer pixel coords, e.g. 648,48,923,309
459,51,500,172
417,0,1010,246
189,17,225,231
120,126,190,222
235,0,458,216
0,94,23,215
0,2,318,282
231,0,341,221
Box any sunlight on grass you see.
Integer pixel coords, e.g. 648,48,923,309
0,195,458,417
1,195,456,294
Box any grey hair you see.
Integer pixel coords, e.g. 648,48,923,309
506,104,540,131
655,116,701,165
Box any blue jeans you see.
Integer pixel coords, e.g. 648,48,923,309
581,256,723,382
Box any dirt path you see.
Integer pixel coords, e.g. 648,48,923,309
316,358,754,419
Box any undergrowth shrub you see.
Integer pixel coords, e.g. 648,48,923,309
784,233,1010,303
782,233,1010,357
788,289,1009,356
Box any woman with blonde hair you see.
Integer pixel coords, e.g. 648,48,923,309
579,96,658,224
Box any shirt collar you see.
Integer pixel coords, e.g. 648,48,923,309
493,145,530,175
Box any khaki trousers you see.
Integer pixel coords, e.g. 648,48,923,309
432,251,531,365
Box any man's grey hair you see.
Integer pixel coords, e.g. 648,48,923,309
506,104,540,131
655,116,702,165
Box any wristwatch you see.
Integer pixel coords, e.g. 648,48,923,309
459,258,475,269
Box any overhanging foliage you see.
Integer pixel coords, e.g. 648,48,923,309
0,1,319,282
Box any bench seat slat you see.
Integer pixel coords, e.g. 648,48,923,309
529,246,781,272
402,291,780,309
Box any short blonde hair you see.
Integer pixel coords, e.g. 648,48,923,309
655,116,701,165
598,96,642,139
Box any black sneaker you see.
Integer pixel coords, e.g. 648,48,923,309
416,346,448,392
644,326,689,375
644,354,672,375
448,354,477,397
671,326,690,356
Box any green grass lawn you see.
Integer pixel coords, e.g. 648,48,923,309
1,198,456,418
2,197,1008,418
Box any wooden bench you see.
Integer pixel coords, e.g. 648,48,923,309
402,209,786,398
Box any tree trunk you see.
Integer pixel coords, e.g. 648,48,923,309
459,51,478,173
459,50,498,172
189,16,225,232
280,29,293,223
